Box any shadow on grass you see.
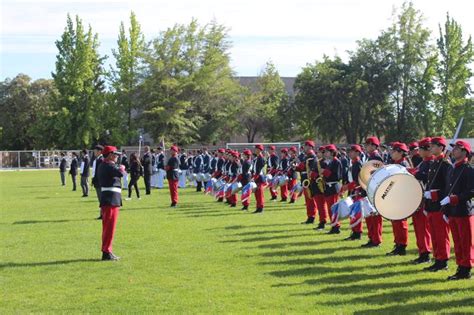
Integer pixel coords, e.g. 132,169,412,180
260,246,356,257
13,218,93,225
0,258,99,269
354,297,474,314
221,233,315,243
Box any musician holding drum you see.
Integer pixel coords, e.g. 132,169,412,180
278,148,290,202
295,140,317,224
228,151,240,208
252,145,266,214
267,145,280,201
323,144,343,235
239,149,253,211
312,146,329,230
287,147,299,204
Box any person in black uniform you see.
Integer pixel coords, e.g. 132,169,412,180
69,152,78,191
194,150,203,192
126,153,142,200
120,150,129,190
141,146,153,195
97,145,126,261
91,145,104,219
240,149,253,210
166,145,180,207
80,149,90,197
59,152,67,186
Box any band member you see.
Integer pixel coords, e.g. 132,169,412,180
178,151,188,188
441,140,473,280
194,150,203,192
156,147,165,189
97,145,126,261
287,147,299,203
409,142,423,167
295,140,317,224
423,137,453,272
166,146,180,207
228,151,240,207
59,152,67,186
91,145,104,219
409,137,433,264
386,142,410,255
278,148,290,202
267,145,279,201
120,150,129,190
141,146,153,195
252,144,266,213
80,149,90,197
126,153,142,200
313,146,328,229
323,144,343,234
240,149,253,210
362,136,384,248
342,144,364,240
69,152,78,191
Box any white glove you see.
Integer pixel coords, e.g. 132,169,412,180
424,191,432,199
440,196,450,206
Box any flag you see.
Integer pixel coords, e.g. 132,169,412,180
349,201,363,229
241,183,252,203
205,180,213,194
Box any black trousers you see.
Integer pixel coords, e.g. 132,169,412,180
196,181,202,192
71,174,77,191
144,173,151,194
128,176,140,198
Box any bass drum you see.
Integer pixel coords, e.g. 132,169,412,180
367,165,423,220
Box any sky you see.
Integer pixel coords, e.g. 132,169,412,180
1,0,473,80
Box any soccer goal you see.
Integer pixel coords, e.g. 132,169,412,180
225,142,301,153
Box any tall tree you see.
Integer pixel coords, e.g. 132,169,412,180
110,11,146,145
435,13,474,137
52,14,106,148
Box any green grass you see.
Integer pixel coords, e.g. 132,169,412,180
1,170,473,314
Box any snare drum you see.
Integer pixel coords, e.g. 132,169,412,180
332,197,353,220
367,165,423,220
231,182,242,194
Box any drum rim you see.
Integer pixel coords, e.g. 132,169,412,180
372,173,424,220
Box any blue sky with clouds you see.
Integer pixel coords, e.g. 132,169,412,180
1,0,473,80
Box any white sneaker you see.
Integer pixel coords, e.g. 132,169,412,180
125,198,131,201
138,198,141,200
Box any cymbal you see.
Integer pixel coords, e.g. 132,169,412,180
358,160,384,190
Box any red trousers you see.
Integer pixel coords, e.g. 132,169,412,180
304,190,316,218
254,183,265,208
270,186,278,198
412,209,432,254
391,219,408,246
280,183,288,200
449,216,474,268
325,194,340,228
427,212,450,260
287,179,297,201
101,205,119,253
366,215,383,245
229,194,237,205
314,194,328,223
168,179,178,204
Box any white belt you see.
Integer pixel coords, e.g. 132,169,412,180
326,181,339,186
101,187,122,193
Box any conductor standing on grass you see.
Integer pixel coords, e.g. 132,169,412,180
141,146,153,195
69,152,78,191
98,145,126,261
59,152,67,186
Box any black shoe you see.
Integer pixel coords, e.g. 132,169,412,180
102,252,120,261
82,195,88,197
96,215,102,220
413,252,431,264
146,192,151,195
314,222,326,230
280,198,287,202
289,199,295,204
425,260,448,272
344,232,361,241
301,217,315,224
217,198,224,202
361,241,380,248
170,203,177,208
72,189,76,191
327,226,341,234
253,208,263,214
241,205,249,211
230,204,236,208
271,196,277,201
448,267,472,280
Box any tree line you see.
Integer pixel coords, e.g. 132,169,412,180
0,1,472,150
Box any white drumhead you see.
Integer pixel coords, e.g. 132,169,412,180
373,174,423,220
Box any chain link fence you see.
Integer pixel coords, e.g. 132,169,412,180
0,150,82,169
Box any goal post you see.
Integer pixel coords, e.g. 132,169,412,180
225,142,301,153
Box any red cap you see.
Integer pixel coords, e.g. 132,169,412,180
304,140,315,148
255,144,264,151
325,144,337,152
419,137,431,149
307,149,315,156
408,142,419,150
392,142,409,152
453,140,472,154
243,149,252,156
218,148,225,153
318,146,326,152
365,136,380,146
268,145,276,151
431,137,447,147
350,144,362,153
102,146,120,156
170,145,179,152
231,151,240,158
280,148,288,153
289,146,297,153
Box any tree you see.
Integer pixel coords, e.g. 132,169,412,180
110,11,146,145
51,14,106,148
435,13,474,137
0,75,57,150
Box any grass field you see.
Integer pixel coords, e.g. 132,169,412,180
1,170,473,314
